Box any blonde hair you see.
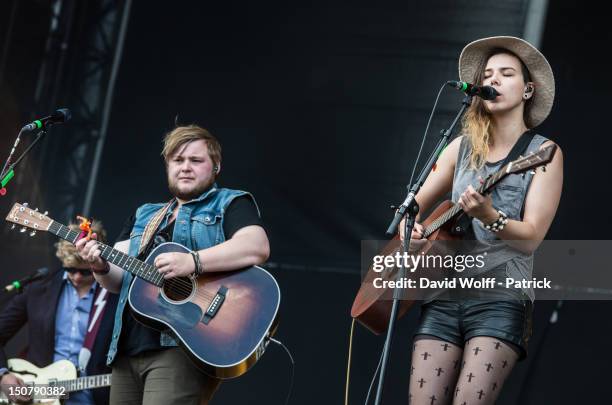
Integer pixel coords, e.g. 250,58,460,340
461,48,533,170
55,220,107,268
161,125,222,167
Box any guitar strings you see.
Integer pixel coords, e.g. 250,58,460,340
90,240,216,300
49,224,219,302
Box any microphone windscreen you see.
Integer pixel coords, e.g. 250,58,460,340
54,108,72,123
480,86,499,101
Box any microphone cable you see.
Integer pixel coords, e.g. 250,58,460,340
268,337,295,405
364,343,384,405
408,82,449,187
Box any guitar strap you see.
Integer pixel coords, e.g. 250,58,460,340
500,130,535,219
138,199,175,256
499,129,535,169
78,286,109,372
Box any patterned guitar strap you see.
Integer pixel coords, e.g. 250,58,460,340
138,199,176,257
78,286,108,373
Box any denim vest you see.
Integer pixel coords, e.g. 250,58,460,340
106,185,254,365
452,134,548,301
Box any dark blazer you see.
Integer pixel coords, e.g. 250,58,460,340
0,268,118,405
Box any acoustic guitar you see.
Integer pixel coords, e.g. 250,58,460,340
351,144,557,334
5,206,281,379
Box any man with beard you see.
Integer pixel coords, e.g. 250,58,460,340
76,125,270,405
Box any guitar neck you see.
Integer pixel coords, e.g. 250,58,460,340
423,204,463,238
48,221,163,287
53,374,112,393
422,163,511,237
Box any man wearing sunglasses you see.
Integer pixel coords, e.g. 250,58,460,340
0,221,118,405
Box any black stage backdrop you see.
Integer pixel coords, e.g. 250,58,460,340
1,1,611,404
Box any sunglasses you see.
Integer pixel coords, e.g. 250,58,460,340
65,268,93,276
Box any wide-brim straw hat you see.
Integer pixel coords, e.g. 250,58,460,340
459,36,555,128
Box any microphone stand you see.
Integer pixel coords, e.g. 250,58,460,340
0,129,48,195
373,94,473,405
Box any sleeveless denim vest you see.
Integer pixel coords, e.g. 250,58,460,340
452,134,548,301
106,185,256,365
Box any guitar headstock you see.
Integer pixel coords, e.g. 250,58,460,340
482,144,557,193
506,144,557,176
5,202,52,236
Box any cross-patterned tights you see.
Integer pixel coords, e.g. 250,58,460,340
408,336,518,405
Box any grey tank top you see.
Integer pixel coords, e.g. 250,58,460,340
451,134,548,301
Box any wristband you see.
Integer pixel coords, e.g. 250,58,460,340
92,261,110,275
484,209,508,233
190,251,203,276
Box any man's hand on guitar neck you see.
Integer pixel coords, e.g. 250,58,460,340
0,373,30,403
75,234,127,294
75,233,108,273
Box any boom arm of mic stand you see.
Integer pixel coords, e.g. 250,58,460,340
0,130,47,194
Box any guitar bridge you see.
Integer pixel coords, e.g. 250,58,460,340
202,286,227,325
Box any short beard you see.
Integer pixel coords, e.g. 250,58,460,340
168,179,213,201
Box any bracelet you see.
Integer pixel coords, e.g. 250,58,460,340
190,251,203,276
484,209,508,233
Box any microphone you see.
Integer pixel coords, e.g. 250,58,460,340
4,268,50,292
446,81,499,100
21,108,71,132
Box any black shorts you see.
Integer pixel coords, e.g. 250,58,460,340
415,299,533,360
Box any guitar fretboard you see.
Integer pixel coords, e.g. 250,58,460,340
48,222,163,287
423,204,463,238
422,161,513,237
53,374,112,392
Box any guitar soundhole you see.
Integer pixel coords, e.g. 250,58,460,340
161,277,195,303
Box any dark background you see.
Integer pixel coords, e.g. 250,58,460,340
1,1,611,403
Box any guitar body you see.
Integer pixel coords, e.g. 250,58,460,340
1,359,75,404
128,242,281,379
351,200,463,335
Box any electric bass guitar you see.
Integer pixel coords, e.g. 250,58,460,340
351,144,557,334
5,207,281,379
0,358,111,404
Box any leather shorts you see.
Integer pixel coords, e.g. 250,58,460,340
415,298,533,360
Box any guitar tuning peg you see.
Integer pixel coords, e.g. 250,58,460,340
10,224,15,230
20,227,27,233
530,170,536,175
23,202,29,207
43,211,48,216
542,166,547,172
34,208,39,212
29,230,37,237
